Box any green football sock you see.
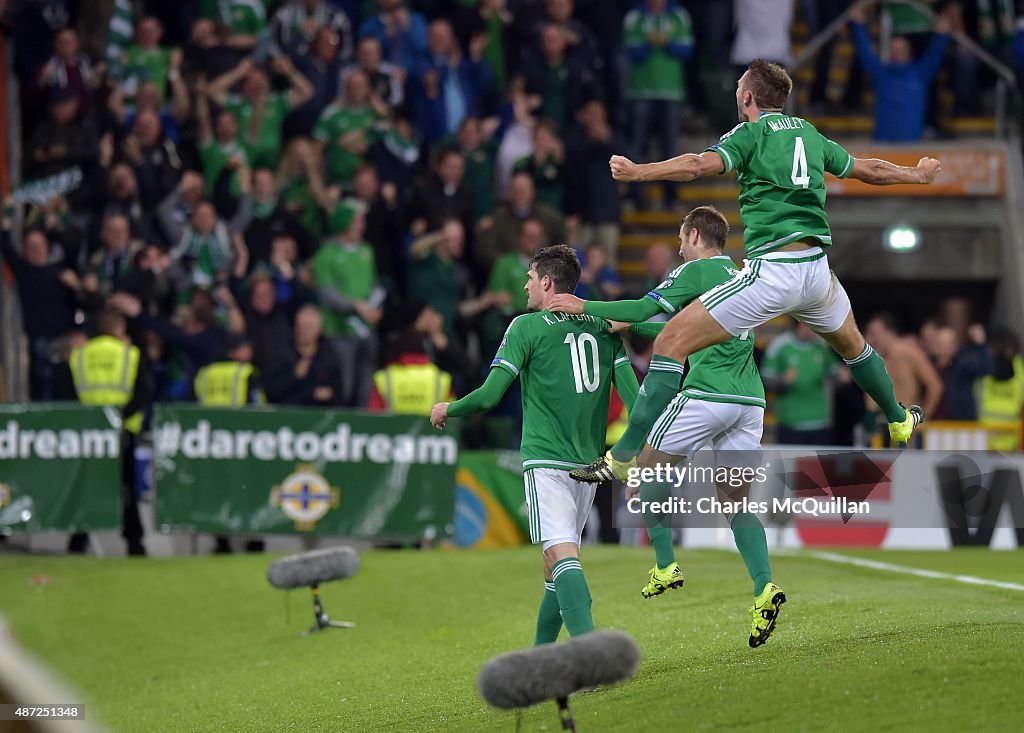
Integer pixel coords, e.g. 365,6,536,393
611,355,685,459
730,511,772,595
533,580,562,645
641,475,676,570
844,345,906,423
550,557,594,636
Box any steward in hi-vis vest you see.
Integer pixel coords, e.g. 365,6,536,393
194,335,265,407
69,309,152,556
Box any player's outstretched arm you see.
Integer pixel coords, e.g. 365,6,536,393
610,151,724,183
627,321,666,340
848,156,941,185
548,293,662,323
431,367,516,430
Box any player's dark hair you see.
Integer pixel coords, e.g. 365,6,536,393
681,206,729,251
744,60,792,110
530,244,581,294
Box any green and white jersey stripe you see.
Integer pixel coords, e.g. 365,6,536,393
706,112,854,257
492,310,631,470
646,257,765,407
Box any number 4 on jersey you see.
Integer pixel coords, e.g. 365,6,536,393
564,333,599,393
791,136,810,188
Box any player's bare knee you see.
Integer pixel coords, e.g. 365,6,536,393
638,445,678,471
543,542,578,571
817,316,865,360
717,479,751,504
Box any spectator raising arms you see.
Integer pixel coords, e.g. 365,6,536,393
850,1,952,142
358,0,429,70
1,203,81,400
207,56,313,169
312,70,389,188
623,0,694,207
409,20,492,146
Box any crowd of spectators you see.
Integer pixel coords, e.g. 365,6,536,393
764,296,1024,446
1,0,1021,441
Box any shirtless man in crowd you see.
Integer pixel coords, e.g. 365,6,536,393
864,313,943,420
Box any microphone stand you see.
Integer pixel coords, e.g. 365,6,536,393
303,583,356,636
556,697,576,732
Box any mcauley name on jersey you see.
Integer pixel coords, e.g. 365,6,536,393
763,116,807,133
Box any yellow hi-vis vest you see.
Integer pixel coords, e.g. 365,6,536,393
71,335,142,433
194,361,260,407
373,363,452,416
977,356,1024,450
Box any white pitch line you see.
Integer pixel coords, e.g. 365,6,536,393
805,550,1024,592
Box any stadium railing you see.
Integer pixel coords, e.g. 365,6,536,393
920,420,1023,451
790,0,1020,137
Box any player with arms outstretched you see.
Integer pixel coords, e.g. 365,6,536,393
430,245,640,644
577,59,939,483
549,207,783,647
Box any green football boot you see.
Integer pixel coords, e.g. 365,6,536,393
748,582,787,648
641,562,685,599
888,404,924,445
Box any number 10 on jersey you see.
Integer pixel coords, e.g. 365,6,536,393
564,333,599,393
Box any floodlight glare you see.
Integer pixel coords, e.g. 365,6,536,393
884,225,920,252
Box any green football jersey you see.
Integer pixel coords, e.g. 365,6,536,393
646,256,765,407
313,103,382,185
761,331,836,430
492,311,631,471
225,92,291,168
706,112,855,258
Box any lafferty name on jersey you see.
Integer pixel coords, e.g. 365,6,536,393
540,311,600,326
764,116,806,133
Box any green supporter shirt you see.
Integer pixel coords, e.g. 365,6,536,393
586,256,765,408
408,251,469,339
761,332,835,430
491,311,636,471
623,6,694,102
311,240,378,338
706,112,854,258
124,46,171,100
281,176,324,240
513,154,563,209
313,103,381,185
885,3,932,34
463,141,498,220
539,63,568,133
225,92,291,168
487,253,530,314
220,0,268,35
199,139,247,196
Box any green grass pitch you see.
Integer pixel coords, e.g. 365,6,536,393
1,546,1022,732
